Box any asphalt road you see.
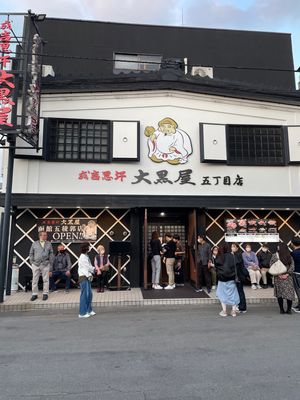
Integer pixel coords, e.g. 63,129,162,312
0,304,300,400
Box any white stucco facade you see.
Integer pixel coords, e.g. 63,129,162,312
5,89,300,198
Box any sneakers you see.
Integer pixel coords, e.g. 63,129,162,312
30,295,38,301
212,285,216,290
231,311,237,317
251,284,257,290
154,284,163,290
89,311,96,316
257,285,262,289
42,294,48,301
292,307,300,313
164,284,175,290
195,288,203,292
219,311,227,317
78,313,90,318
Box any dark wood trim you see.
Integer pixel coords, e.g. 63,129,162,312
2,193,300,209
129,208,142,287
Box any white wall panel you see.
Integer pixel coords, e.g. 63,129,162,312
112,121,139,160
287,126,300,163
200,123,227,162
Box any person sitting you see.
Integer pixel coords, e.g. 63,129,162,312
49,244,72,293
257,243,272,288
94,244,110,293
242,244,262,289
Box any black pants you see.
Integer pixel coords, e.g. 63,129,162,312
96,271,108,289
292,273,300,308
198,263,211,290
175,258,184,284
236,281,247,311
277,297,292,312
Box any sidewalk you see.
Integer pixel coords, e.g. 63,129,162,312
0,286,276,312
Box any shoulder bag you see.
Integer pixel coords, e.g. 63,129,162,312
268,253,287,276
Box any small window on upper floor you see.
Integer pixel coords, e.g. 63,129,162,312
114,53,162,73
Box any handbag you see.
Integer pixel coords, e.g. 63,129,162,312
268,253,287,276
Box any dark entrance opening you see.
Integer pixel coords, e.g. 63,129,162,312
143,208,198,289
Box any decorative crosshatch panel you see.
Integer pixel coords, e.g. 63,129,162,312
205,209,300,252
13,208,131,287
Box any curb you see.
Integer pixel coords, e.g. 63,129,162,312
0,296,276,313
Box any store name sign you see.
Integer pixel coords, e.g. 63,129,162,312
0,19,15,129
37,218,98,243
77,168,244,187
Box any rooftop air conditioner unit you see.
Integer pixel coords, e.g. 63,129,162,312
191,66,213,79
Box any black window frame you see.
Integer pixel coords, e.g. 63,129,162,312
44,118,112,163
226,124,287,166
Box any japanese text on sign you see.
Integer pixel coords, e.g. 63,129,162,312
77,169,244,187
37,218,98,243
0,19,15,129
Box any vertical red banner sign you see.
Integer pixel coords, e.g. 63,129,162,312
0,19,15,129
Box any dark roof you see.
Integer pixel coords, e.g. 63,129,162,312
38,17,296,92
42,67,300,106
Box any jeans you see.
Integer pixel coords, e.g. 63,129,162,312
236,281,247,311
50,271,71,290
151,255,161,284
79,278,93,316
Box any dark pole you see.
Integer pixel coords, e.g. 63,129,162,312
0,138,15,302
5,209,17,295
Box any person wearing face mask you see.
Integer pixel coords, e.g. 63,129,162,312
49,244,72,293
196,235,212,293
242,244,262,289
94,244,110,293
257,243,272,288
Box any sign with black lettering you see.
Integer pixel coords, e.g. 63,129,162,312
37,218,97,243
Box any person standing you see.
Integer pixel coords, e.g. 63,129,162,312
50,244,72,293
150,231,163,289
174,234,185,286
209,246,220,290
78,243,96,318
29,231,54,301
271,243,295,315
291,237,300,313
196,235,212,293
94,244,110,293
163,233,176,290
216,243,240,317
257,243,272,288
242,244,262,289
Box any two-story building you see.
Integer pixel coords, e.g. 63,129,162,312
2,17,300,289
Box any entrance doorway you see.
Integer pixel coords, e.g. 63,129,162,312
143,208,198,288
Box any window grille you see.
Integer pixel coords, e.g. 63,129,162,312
47,118,111,162
227,125,285,166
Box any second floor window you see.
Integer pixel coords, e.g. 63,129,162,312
114,53,162,73
227,125,285,166
46,118,111,162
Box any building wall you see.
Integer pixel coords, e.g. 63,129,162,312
9,90,300,198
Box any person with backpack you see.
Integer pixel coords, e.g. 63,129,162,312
216,243,241,317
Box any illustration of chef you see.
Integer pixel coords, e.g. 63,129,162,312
144,117,192,164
